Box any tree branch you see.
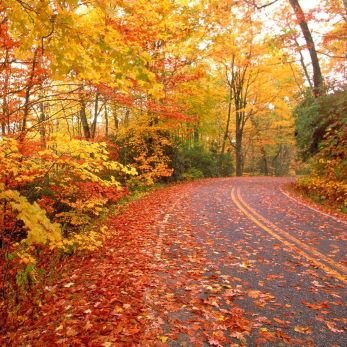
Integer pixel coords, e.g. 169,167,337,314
242,0,280,10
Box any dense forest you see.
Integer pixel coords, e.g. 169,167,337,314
0,0,346,329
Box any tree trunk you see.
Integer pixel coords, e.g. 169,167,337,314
105,103,109,137
2,49,10,135
39,101,46,149
261,146,269,176
288,0,323,96
193,126,199,145
114,114,119,130
219,88,233,175
294,38,314,90
235,143,243,176
21,49,38,138
80,99,91,139
124,109,129,128
91,92,99,138
235,113,243,176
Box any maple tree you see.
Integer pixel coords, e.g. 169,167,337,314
242,0,324,95
208,7,300,176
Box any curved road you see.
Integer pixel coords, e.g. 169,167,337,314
4,177,346,346
147,177,347,346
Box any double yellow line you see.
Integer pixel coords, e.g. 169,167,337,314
231,187,347,284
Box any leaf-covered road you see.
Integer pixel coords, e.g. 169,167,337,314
4,178,346,346
144,177,346,346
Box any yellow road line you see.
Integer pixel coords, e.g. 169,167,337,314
231,187,347,285
236,188,347,275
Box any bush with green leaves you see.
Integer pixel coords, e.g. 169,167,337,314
295,87,347,210
171,144,233,180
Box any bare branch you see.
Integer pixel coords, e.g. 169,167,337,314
242,0,280,10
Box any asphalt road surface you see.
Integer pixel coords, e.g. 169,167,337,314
146,177,347,346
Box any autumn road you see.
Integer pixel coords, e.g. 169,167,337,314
147,177,347,346
5,177,346,346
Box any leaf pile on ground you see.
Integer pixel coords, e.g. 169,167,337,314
2,185,167,345
1,181,251,346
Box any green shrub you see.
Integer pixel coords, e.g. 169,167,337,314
181,168,204,181
171,144,233,180
294,87,347,211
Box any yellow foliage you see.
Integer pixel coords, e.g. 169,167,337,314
0,189,62,246
16,249,37,265
298,176,347,206
64,226,108,252
0,135,137,274
0,138,45,187
46,135,136,186
117,125,174,185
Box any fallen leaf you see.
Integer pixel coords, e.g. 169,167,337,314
83,321,93,330
63,282,74,288
248,290,261,299
159,336,169,343
326,321,344,333
294,326,312,334
224,288,240,297
273,318,288,326
208,338,224,347
302,301,329,310
66,327,78,337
